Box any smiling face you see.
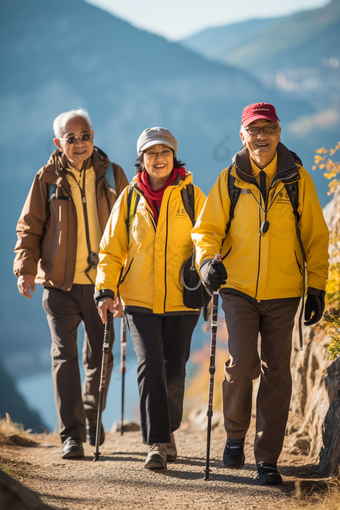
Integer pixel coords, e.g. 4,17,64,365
240,119,281,169
54,116,94,170
143,143,174,189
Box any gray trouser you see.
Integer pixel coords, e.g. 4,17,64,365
221,293,300,466
126,312,199,445
42,284,114,443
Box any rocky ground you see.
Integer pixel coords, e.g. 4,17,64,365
1,418,339,510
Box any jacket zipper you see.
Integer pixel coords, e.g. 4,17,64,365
61,199,70,290
163,188,175,313
255,204,262,300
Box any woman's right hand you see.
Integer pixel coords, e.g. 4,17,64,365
97,297,116,324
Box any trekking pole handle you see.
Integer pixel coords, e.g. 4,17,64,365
99,311,112,394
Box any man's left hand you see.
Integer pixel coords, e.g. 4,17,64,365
304,294,325,326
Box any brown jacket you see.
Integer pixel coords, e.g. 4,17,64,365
14,147,128,291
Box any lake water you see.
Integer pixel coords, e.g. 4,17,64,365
17,354,140,432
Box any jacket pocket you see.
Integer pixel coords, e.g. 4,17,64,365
119,258,134,286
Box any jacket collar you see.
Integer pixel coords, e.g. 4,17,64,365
39,146,109,186
233,142,300,185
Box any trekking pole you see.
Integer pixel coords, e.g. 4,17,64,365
120,313,127,435
204,290,219,480
93,311,112,461
204,254,222,480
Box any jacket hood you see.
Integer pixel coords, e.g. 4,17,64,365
233,142,301,185
37,146,110,185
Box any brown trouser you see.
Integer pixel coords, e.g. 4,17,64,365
221,293,300,466
42,284,114,443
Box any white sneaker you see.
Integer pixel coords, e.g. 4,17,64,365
144,443,167,469
166,433,177,462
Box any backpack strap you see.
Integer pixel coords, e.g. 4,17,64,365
125,184,140,236
285,180,306,350
181,183,195,227
105,161,116,192
225,166,241,237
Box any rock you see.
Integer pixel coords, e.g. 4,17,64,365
111,420,140,433
318,397,340,476
187,404,224,431
0,469,53,510
288,189,340,476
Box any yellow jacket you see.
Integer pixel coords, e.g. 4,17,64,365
96,171,206,314
192,144,329,301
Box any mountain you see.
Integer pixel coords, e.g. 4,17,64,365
0,0,337,416
180,18,283,62
180,0,340,100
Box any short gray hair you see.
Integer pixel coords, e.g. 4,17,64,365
53,108,92,139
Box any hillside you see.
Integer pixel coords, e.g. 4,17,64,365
180,0,340,99
180,18,283,61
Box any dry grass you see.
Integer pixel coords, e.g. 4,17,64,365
282,476,340,509
0,413,38,446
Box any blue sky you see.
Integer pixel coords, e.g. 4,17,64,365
85,0,330,40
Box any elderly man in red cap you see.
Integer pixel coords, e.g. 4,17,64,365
192,103,329,485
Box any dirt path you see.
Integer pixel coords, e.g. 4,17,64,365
1,421,332,510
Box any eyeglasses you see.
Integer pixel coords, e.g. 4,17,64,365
59,133,91,144
144,149,172,159
245,125,278,136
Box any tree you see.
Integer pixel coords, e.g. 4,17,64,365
313,142,340,359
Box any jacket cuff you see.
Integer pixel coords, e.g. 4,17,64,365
93,289,115,306
307,287,326,298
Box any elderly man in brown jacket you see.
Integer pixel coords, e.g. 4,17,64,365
14,108,128,458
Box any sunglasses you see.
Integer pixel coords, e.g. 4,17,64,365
59,133,91,144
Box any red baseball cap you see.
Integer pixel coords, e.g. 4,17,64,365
241,102,279,128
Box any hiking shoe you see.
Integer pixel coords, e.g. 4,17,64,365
62,438,84,459
223,437,245,469
86,421,105,446
144,443,167,469
257,463,282,485
166,433,177,462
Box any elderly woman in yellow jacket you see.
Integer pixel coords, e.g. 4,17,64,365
94,127,206,470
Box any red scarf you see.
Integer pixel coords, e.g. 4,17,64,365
137,167,186,224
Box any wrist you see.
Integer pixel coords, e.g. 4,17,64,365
307,287,326,298
94,289,115,306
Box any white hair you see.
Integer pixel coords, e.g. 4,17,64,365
240,119,280,135
53,108,92,139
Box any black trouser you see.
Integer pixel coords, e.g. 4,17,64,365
126,312,199,445
42,284,114,443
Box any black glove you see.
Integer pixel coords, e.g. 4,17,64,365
304,290,325,326
199,258,227,293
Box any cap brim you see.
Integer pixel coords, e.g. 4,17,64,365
243,114,279,128
139,140,175,153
